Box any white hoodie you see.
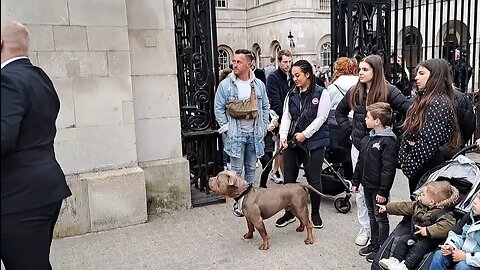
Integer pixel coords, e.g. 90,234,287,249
327,75,358,110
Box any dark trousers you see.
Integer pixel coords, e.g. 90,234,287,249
392,234,441,270
259,151,273,188
364,190,389,247
408,151,444,194
283,146,325,215
1,201,62,270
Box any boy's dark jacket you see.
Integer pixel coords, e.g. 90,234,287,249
352,126,398,197
386,186,459,239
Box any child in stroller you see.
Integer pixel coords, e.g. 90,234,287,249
371,145,480,270
377,181,459,270
429,191,480,269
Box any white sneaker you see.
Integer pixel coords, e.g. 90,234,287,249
269,171,284,184
379,257,400,270
396,261,408,270
354,227,370,246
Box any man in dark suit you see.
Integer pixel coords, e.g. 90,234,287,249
250,54,266,85
1,20,71,270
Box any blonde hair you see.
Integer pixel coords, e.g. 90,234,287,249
425,181,453,203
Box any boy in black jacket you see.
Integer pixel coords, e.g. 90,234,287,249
352,102,399,263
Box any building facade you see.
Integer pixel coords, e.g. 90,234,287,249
1,0,190,237
216,0,479,92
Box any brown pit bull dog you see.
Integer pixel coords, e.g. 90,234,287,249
208,170,323,250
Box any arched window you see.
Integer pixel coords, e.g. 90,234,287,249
218,49,230,70
252,43,261,68
320,43,331,67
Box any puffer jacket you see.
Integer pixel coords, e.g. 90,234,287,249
352,127,398,197
399,94,456,179
386,185,459,239
335,84,410,150
444,211,480,267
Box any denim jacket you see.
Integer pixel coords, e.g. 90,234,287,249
214,71,269,158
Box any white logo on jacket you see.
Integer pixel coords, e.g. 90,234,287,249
372,142,381,150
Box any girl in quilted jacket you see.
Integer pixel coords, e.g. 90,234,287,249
429,191,480,269
399,59,461,194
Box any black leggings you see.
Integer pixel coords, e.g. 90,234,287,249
283,146,325,215
259,151,273,188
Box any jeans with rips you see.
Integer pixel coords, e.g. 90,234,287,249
229,131,257,184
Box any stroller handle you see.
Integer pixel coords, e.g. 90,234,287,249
451,145,478,159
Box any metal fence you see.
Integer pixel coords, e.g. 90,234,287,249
331,0,480,142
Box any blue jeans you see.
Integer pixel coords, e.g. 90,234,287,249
229,131,257,183
429,250,475,270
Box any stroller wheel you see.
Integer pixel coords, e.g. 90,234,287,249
334,198,351,214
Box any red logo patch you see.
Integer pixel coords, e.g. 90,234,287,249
312,98,319,105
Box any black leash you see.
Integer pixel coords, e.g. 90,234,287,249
260,137,311,175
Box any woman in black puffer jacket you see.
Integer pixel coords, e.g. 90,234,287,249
335,56,411,151
335,55,411,246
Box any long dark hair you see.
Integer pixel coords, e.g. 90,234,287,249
292,59,315,93
348,55,389,109
403,58,461,148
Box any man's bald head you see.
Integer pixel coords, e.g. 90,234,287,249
1,20,30,62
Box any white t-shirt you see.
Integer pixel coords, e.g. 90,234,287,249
236,79,255,132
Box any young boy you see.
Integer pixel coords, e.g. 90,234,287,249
351,102,398,262
429,191,480,270
378,181,459,270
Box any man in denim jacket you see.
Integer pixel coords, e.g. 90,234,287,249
214,49,269,190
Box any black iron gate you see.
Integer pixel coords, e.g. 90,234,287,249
173,0,225,206
332,0,480,142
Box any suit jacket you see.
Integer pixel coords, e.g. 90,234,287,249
1,58,71,215
253,68,266,85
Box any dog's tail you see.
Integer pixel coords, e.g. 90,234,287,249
298,183,325,197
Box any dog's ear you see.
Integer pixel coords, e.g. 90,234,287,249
227,173,237,186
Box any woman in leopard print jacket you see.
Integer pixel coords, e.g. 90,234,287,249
399,59,461,194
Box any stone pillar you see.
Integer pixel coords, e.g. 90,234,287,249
1,0,148,237
126,0,191,214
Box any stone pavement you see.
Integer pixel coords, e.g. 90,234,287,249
6,153,480,270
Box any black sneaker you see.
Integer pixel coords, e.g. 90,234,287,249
359,244,374,256
275,211,296,227
366,250,378,262
232,202,244,217
311,214,323,229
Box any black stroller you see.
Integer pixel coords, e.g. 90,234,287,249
321,158,353,214
371,145,480,270
320,116,354,214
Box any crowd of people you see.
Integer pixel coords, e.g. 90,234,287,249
215,48,478,270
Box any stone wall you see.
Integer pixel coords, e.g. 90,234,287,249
1,0,191,237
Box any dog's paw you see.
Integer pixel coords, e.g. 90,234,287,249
304,238,314,245
258,243,269,250
243,232,253,239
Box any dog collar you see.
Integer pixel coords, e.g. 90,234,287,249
234,183,253,202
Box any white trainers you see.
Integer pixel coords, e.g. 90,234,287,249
379,257,400,270
269,171,284,184
397,261,409,270
355,227,370,246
